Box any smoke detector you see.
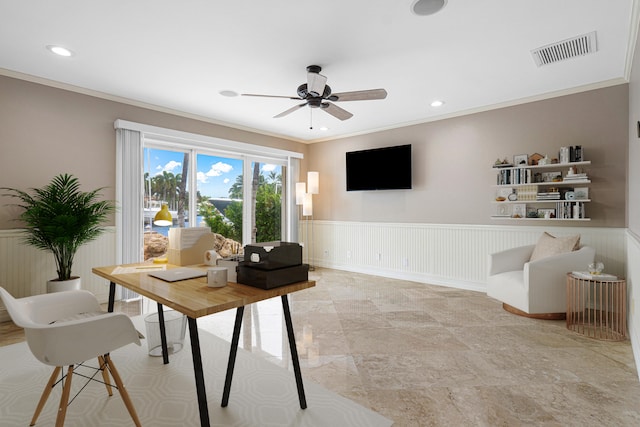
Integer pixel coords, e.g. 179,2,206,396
411,0,447,16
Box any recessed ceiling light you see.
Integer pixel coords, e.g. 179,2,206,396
430,100,444,107
219,90,238,97
411,0,447,16
319,126,329,131
46,45,74,57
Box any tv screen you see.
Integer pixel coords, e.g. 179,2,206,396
346,144,412,191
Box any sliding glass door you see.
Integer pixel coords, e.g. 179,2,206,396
142,147,285,259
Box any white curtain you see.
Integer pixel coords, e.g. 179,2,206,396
115,128,143,300
288,157,301,243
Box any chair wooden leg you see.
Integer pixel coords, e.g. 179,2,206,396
55,365,74,427
98,355,113,396
30,366,62,426
104,354,141,427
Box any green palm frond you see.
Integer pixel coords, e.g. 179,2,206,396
2,174,115,281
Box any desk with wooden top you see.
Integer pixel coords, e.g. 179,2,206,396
92,264,315,427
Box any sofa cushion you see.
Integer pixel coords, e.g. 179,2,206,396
530,232,580,261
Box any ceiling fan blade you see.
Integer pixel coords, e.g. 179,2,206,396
307,72,327,97
329,88,388,102
274,103,307,118
321,102,353,121
242,93,301,100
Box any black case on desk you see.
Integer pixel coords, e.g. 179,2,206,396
237,263,309,289
243,241,302,270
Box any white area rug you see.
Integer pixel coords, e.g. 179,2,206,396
0,317,392,426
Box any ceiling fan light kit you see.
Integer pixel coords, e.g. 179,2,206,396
242,65,387,122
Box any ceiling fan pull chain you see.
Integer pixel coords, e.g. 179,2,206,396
309,108,313,130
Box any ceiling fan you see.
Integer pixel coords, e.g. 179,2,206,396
242,65,387,121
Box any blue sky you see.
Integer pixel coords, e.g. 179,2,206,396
144,148,280,199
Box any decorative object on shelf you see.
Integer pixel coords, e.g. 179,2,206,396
512,204,526,218
565,191,576,200
495,196,506,202
541,171,561,182
538,155,551,166
574,187,589,199
526,208,538,218
513,154,528,166
507,189,518,201
493,204,511,217
528,153,543,166
493,158,512,168
537,208,556,219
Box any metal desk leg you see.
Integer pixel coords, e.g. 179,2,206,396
108,282,116,312
157,303,169,365
188,317,210,427
221,306,245,407
281,295,307,409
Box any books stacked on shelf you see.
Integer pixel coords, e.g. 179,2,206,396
497,168,532,185
556,201,586,219
563,172,588,182
537,191,560,200
516,185,538,201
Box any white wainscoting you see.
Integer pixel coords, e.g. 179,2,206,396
626,230,640,381
0,227,116,322
301,221,627,292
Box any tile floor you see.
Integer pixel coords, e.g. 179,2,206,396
2,267,640,426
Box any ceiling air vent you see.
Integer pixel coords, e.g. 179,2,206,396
531,31,597,67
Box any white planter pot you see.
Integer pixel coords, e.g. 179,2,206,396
47,277,81,293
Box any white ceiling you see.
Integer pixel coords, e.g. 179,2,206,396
0,1,637,143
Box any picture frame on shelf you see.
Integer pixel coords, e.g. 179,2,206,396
513,154,528,166
574,187,589,200
537,208,556,219
497,187,513,198
494,204,512,217
526,207,538,218
541,171,562,182
512,203,526,218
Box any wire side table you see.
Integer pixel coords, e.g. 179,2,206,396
566,273,627,341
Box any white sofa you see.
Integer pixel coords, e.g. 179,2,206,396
487,244,596,318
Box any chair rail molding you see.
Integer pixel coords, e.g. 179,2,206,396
302,221,627,293
626,229,640,381
0,227,116,322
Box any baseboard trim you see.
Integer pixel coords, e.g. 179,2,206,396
503,303,566,320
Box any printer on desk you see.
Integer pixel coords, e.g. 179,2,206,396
237,241,308,289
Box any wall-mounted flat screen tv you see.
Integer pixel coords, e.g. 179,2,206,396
346,144,412,191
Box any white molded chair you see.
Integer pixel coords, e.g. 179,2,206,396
0,287,142,427
486,245,596,319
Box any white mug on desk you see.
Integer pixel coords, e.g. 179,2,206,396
207,267,227,287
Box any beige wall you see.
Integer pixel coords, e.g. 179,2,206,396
308,85,628,227
0,75,628,229
0,75,308,229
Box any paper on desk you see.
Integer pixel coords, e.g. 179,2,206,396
168,227,210,250
111,265,167,274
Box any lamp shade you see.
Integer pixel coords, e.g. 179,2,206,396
154,204,173,226
307,171,319,194
302,193,313,216
295,182,306,205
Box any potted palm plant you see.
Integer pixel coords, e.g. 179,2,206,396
2,174,115,292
